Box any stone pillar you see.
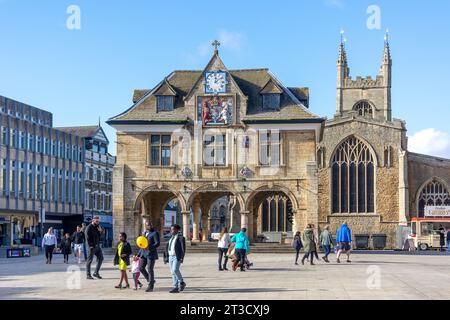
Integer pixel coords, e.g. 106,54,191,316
202,214,209,241
306,161,319,227
181,211,190,240
247,211,254,242
192,199,201,242
112,165,125,247
398,150,409,226
240,211,249,231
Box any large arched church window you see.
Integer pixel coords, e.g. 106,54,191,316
332,136,375,213
354,100,374,118
417,178,450,217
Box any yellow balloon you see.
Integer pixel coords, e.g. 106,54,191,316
136,236,148,249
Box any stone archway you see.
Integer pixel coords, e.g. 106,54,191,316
245,185,299,242
133,184,187,238
187,183,244,241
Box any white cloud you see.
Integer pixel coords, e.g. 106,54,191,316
409,128,450,158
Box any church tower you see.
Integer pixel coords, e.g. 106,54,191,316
335,33,392,122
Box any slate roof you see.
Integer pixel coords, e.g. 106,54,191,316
55,125,100,138
108,58,322,124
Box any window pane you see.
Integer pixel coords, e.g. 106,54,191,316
151,135,160,145
358,163,366,212
350,163,357,213
262,201,269,232
367,163,374,212
270,199,276,232
340,163,348,213
162,135,171,145
332,163,340,213
161,146,170,166
151,146,160,165
278,200,284,232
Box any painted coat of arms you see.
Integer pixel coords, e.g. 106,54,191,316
198,96,233,126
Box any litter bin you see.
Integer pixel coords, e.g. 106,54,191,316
354,234,370,249
372,234,387,249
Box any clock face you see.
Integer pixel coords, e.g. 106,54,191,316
205,72,227,93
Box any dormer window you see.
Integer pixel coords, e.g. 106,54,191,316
262,94,281,111
156,96,174,112
260,78,283,111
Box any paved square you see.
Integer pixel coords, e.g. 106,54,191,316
1,252,450,300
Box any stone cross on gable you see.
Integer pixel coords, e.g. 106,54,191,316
212,40,220,52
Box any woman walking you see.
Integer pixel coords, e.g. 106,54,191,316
60,233,72,264
319,226,333,263
42,227,57,264
231,228,250,272
301,224,317,265
217,227,231,271
113,232,132,289
292,231,303,265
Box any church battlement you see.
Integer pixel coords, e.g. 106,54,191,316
343,75,385,88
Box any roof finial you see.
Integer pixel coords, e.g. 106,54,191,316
340,29,345,46
338,29,348,65
212,39,220,53
384,28,390,45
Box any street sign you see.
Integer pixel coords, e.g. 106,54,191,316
424,206,450,217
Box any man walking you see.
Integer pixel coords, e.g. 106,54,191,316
85,216,104,279
164,224,186,293
80,223,88,261
139,221,160,292
71,225,86,264
336,222,352,263
319,225,333,263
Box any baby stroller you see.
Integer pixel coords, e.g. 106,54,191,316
227,243,253,271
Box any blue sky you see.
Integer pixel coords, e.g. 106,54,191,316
0,0,449,156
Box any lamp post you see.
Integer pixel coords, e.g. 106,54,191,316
38,181,48,250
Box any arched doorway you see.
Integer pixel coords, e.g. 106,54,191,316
246,186,298,242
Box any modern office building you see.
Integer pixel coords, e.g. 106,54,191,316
0,95,84,249
57,125,115,247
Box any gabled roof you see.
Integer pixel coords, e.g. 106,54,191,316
260,78,283,94
153,78,177,96
56,125,109,143
108,52,321,124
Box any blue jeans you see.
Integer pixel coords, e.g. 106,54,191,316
169,255,183,288
83,243,87,260
323,245,331,257
447,241,450,252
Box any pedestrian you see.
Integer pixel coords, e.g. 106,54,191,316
230,228,250,272
131,255,143,290
164,224,186,293
113,232,132,289
80,223,88,261
139,221,160,292
438,225,446,251
42,227,57,264
301,224,317,265
71,225,85,264
292,231,303,265
217,227,231,271
336,222,352,263
446,228,450,253
60,233,72,264
320,225,333,263
85,216,104,280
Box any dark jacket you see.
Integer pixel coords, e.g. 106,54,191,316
71,231,85,245
59,238,72,255
164,234,186,263
86,223,101,248
292,235,303,251
114,241,132,266
139,230,160,260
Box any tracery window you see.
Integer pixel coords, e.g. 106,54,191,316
354,101,373,118
332,137,375,213
261,194,292,232
418,179,450,217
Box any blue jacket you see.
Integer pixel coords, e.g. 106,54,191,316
231,231,250,252
336,224,352,243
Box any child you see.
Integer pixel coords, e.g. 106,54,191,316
60,233,72,264
131,255,143,290
113,232,132,289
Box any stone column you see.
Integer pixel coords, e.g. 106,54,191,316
202,215,209,241
240,211,249,231
306,161,319,227
398,150,409,225
181,211,190,240
247,211,254,242
192,199,201,242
